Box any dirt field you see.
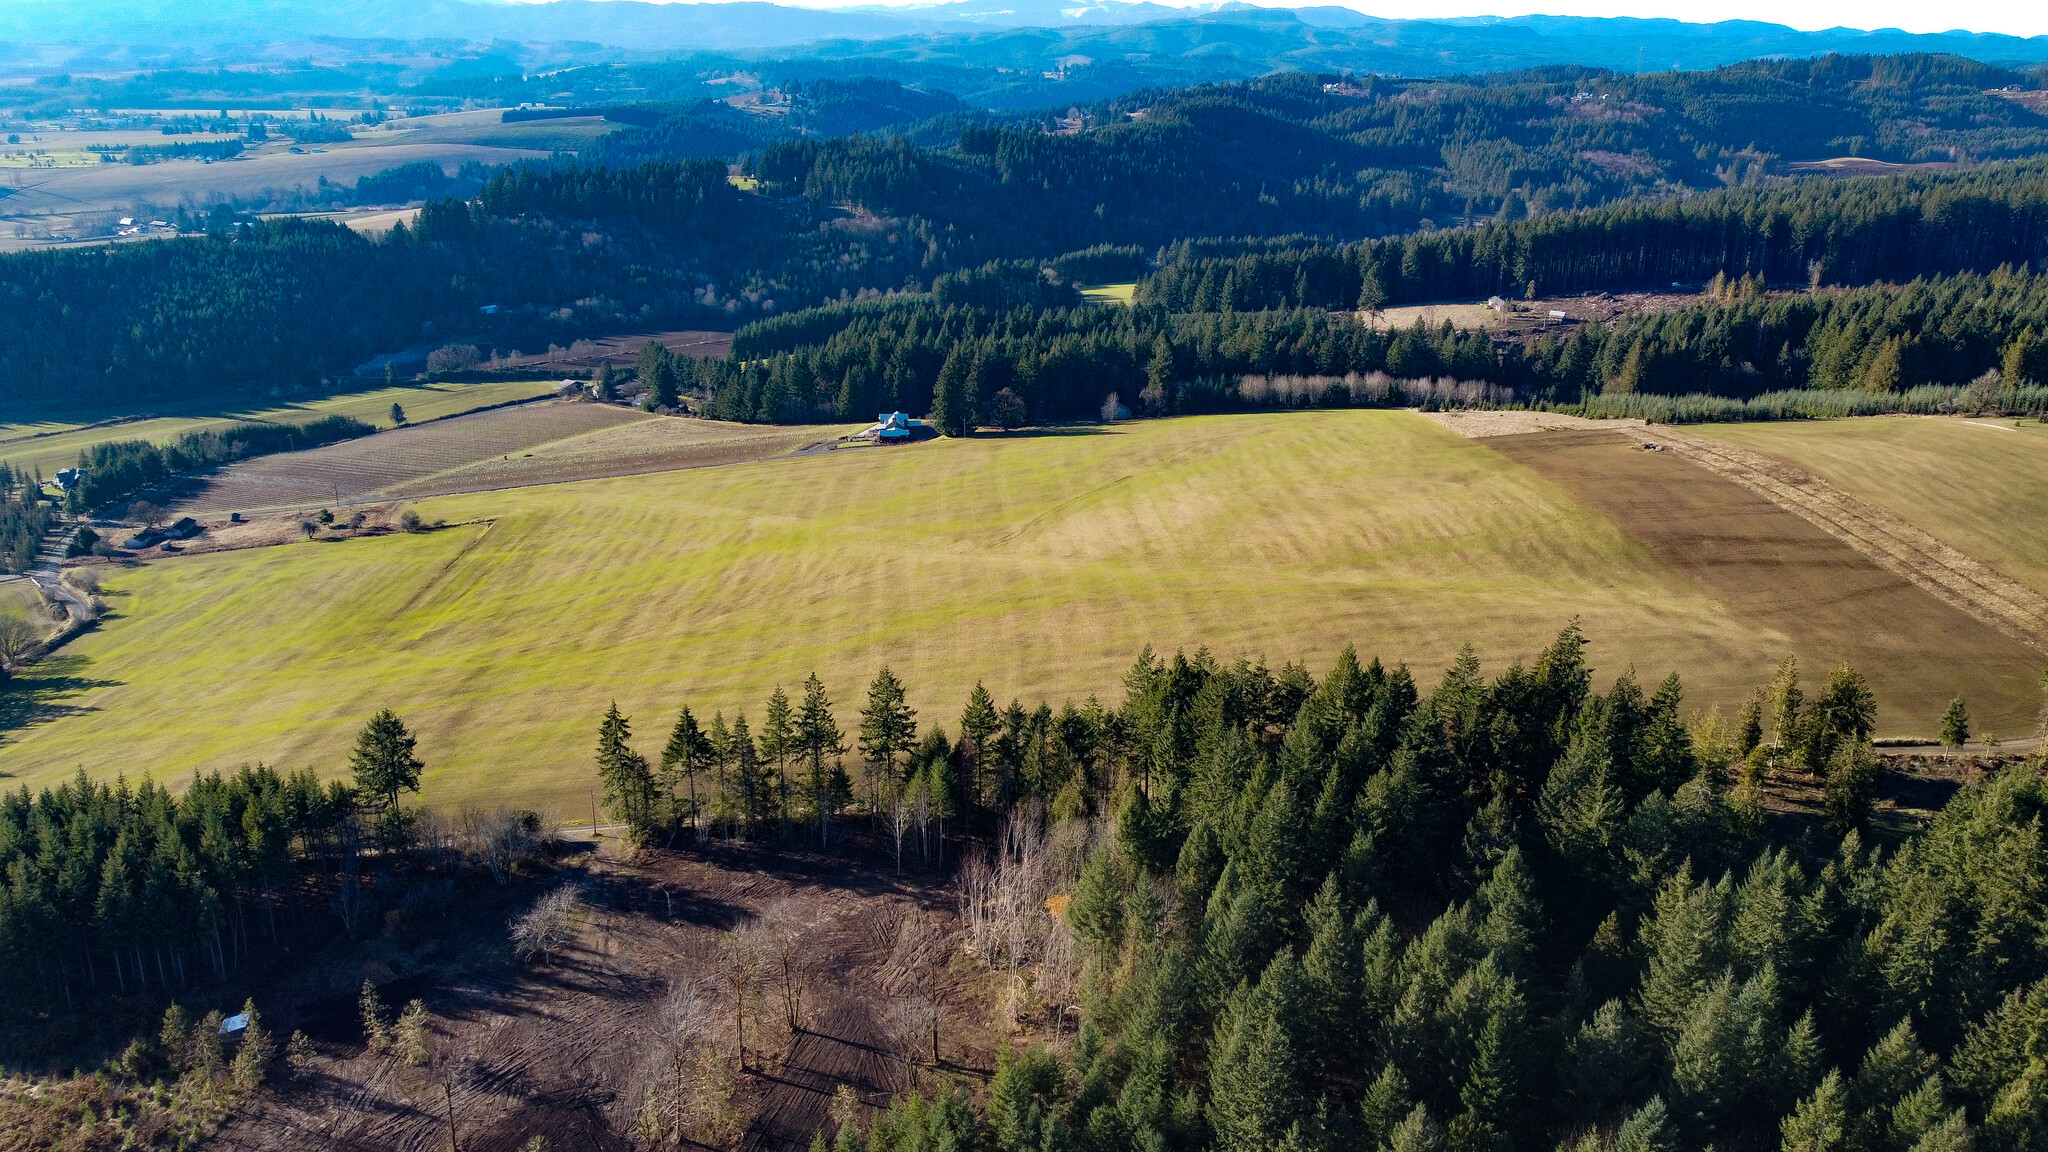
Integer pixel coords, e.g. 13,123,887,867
1695,417,2048,602
1363,289,1704,335
1786,157,1959,176
371,416,859,500
490,330,736,374
209,838,1002,1152
168,402,652,514
1647,424,2048,655
1485,429,2046,736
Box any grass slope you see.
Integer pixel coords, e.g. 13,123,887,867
1,411,2035,813
0,380,557,480
1695,416,2048,598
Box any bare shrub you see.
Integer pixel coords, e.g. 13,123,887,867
959,801,1089,1025
129,500,167,528
62,568,99,595
1237,370,1514,409
0,614,40,667
426,344,482,373
456,808,549,883
633,981,742,1150
510,884,582,965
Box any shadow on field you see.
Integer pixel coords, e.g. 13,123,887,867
0,654,118,739
978,424,1119,439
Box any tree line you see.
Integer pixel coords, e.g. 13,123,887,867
68,414,373,513
0,463,53,573
14,54,2048,418
702,258,2048,425
654,629,2048,1152
1135,158,2048,315
0,709,545,1031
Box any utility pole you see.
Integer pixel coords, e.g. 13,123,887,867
590,790,599,842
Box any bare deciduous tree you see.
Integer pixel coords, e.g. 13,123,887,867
716,929,761,1069
0,614,39,668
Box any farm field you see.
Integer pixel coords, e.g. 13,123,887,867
1694,416,2048,598
170,400,650,513
0,378,557,480
3,409,2040,814
370,414,860,500
0,578,44,620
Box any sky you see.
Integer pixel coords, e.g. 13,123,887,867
684,0,2048,38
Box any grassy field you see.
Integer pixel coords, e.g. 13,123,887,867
1695,416,2048,598
1080,282,1135,304
0,379,557,480
0,580,45,620
2,410,2040,814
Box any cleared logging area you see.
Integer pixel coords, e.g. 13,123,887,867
170,402,649,513
207,843,993,1152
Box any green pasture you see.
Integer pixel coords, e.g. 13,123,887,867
1,410,2038,814
0,379,556,481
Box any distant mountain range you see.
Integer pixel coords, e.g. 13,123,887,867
1,0,2045,87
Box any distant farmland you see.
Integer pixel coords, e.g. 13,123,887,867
4,410,2041,814
0,378,557,481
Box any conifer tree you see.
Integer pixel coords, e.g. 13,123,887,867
859,667,917,814
596,702,656,836
661,705,711,834
958,682,1001,818
929,348,975,436
797,674,846,843
763,688,796,834
1782,1071,1850,1152
349,709,424,843
730,712,768,834
1301,874,1361,1073
1208,953,1313,1152
1823,742,1879,838
1637,864,1730,1034
1939,696,1970,755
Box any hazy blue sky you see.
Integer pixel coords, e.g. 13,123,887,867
719,0,2048,38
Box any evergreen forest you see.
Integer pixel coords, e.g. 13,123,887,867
572,630,2048,1152
10,54,2048,416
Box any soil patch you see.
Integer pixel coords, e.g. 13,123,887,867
167,402,649,515
491,330,734,373
1486,429,2046,732
372,417,853,500
1648,425,2048,655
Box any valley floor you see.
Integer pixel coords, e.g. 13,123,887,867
3,410,2044,813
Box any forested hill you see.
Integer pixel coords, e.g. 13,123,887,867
1133,159,2048,314
8,53,2048,415
669,54,2048,247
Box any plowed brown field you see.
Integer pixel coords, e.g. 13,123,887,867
170,403,650,514
1485,429,2046,732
